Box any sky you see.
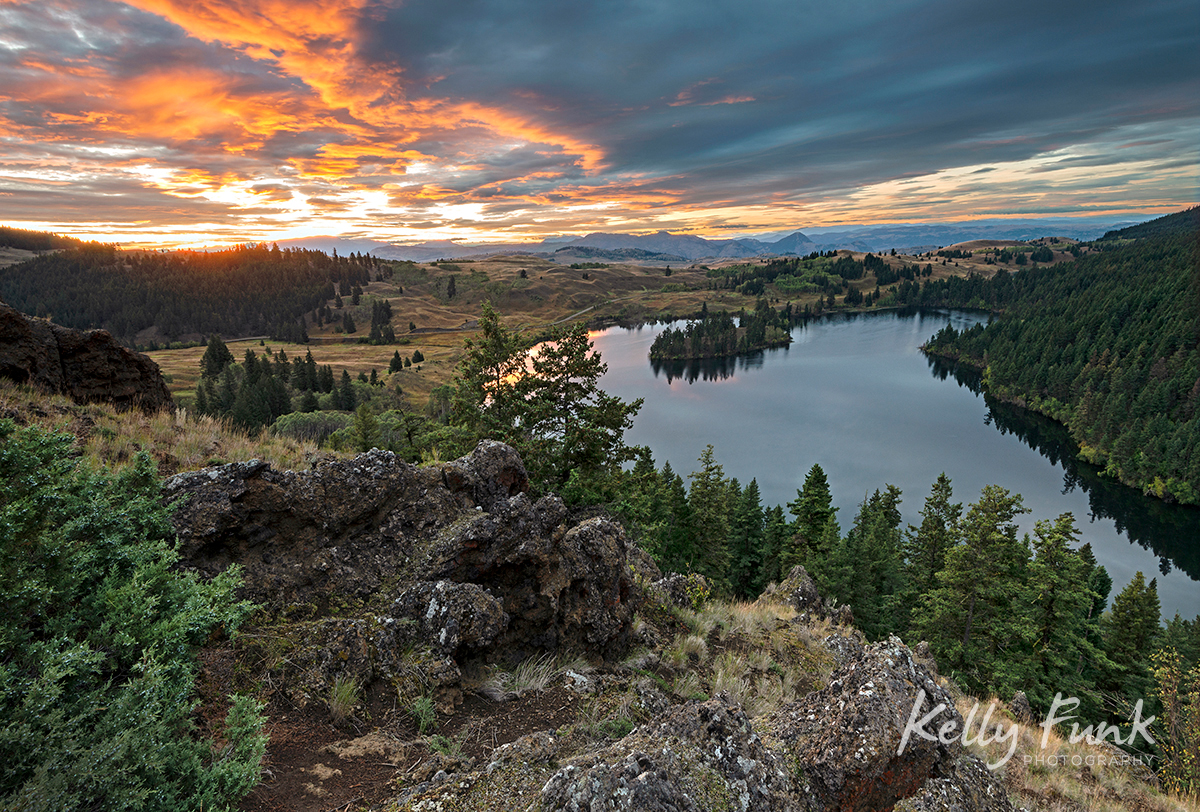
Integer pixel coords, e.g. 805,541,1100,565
0,0,1196,248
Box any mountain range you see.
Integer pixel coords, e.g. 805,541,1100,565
278,215,1149,263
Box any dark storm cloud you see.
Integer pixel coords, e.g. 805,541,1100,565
364,0,1198,200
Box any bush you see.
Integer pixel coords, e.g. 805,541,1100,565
272,410,352,444
0,421,265,811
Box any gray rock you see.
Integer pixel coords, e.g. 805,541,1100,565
541,697,797,812
769,635,965,812
389,580,509,656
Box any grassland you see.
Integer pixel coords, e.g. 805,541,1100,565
147,248,1012,405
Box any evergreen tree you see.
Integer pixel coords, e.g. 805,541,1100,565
338,370,356,411
687,445,731,590
200,334,235,378
819,485,905,640
914,485,1030,694
519,321,643,487
449,302,525,444
657,462,699,575
759,505,789,586
342,312,356,333
901,473,961,630
318,364,335,393
0,422,265,810
1020,514,1107,711
1103,571,1162,701
728,478,765,599
785,464,837,568
390,351,403,373
351,404,381,452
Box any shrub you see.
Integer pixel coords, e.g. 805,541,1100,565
411,695,438,734
0,420,265,811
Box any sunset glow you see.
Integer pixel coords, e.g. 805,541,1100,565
0,0,1195,247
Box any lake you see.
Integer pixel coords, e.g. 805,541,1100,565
591,309,1199,620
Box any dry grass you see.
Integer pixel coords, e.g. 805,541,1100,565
956,694,1199,812
477,653,592,701
0,377,325,475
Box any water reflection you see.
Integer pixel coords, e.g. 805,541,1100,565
649,351,768,383
929,356,1200,581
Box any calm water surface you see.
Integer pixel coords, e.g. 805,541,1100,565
591,309,1199,619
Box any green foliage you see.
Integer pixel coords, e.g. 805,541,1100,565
901,473,961,620
1151,646,1200,795
351,404,381,452
785,464,837,569
0,421,264,811
687,445,732,590
923,231,1200,503
200,334,236,378
411,695,438,735
0,242,373,342
819,485,905,640
649,299,792,361
447,302,642,491
1102,571,1162,700
728,478,765,599
913,485,1031,695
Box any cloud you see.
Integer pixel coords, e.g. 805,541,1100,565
0,0,1195,245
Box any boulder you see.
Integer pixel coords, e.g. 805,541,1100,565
540,696,797,812
769,635,968,812
0,298,171,411
763,566,853,625
168,442,638,663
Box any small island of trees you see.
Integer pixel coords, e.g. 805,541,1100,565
648,298,793,361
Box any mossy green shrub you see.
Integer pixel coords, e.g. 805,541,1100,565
0,420,266,811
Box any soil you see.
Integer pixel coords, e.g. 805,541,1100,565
193,640,588,812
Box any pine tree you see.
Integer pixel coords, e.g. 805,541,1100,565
519,321,643,487
338,370,356,411
200,335,235,378
785,464,837,569
687,445,731,590
657,462,699,575
352,404,381,452
914,485,1030,694
1020,513,1107,710
901,473,961,631
1103,571,1162,701
728,478,765,599
819,485,905,640
759,505,789,587
390,351,403,373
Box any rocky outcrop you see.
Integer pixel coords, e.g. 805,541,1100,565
167,441,647,665
762,565,854,626
769,636,1013,812
541,697,796,812
0,298,171,411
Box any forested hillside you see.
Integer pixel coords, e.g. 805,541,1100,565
0,225,84,251
922,227,1200,503
0,242,379,343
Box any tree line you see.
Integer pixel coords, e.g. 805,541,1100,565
0,242,385,345
921,230,1199,503
608,441,1198,759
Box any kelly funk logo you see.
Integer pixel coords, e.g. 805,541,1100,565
898,691,1156,770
